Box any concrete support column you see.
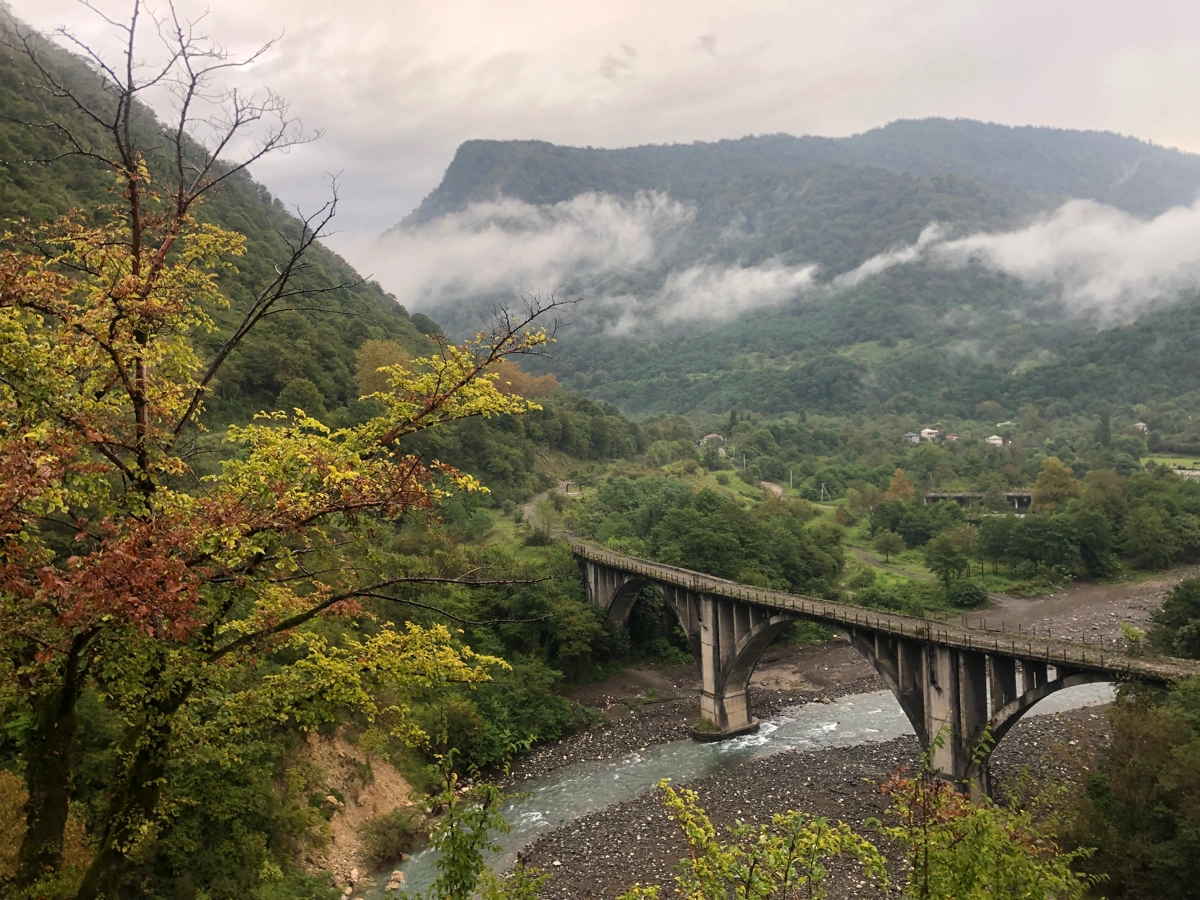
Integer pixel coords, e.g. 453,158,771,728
697,593,726,729
923,645,991,796
957,651,991,799
897,639,927,744
989,657,1018,714
695,593,763,739
925,644,960,781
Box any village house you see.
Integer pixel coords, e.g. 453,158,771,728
920,428,940,440
902,431,920,444
985,435,1005,446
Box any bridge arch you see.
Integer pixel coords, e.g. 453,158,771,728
988,669,1110,744
843,629,929,746
607,577,651,626
573,545,1196,796
699,611,799,737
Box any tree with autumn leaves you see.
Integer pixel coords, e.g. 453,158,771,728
0,5,565,897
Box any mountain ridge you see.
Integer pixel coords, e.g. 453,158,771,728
401,117,1200,228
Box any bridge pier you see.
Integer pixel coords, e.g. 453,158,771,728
575,547,1178,796
851,634,990,796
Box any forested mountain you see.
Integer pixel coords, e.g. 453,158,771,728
396,123,1200,428
404,120,1200,226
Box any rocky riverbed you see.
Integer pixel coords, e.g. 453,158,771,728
522,707,1110,899
496,567,1186,897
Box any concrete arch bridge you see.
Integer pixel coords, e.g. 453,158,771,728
574,542,1200,797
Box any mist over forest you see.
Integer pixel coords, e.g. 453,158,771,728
359,123,1200,443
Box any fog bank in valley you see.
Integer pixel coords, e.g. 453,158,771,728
351,190,1200,333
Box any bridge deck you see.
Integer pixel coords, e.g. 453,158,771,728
572,542,1200,683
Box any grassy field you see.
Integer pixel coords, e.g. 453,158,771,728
1143,454,1200,469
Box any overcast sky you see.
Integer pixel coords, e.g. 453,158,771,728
17,0,1200,252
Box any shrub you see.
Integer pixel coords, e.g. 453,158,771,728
359,807,423,866
847,566,877,590
1148,578,1200,658
947,581,989,608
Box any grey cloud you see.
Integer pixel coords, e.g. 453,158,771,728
599,53,635,81
350,191,693,309
21,0,1200,250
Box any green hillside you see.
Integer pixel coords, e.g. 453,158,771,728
396,125,1200,427
0,12,432,427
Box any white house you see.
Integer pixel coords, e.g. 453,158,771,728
920,428,940,440
985,435,1005,446
1134,422,1149,432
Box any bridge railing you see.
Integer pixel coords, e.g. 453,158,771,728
570,541,1200,683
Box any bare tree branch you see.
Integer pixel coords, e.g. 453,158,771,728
171,186,344,441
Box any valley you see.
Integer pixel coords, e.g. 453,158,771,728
2,3,1200,899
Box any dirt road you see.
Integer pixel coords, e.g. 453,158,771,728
978,564,1200,642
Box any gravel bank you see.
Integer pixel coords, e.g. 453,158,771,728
523,707,1109,899
987,564,1198,644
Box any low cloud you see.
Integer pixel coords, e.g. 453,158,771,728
935,198,1200,318
605,260,820,334
657,260,819,321
354,190,824,331
350,191,693,312
831,224,946,289
355,188,1200,335
836,197,1200,320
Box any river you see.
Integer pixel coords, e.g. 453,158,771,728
363,682,1113,898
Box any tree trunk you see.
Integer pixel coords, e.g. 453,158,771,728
72,740,163,900
73,686,188,900
14,632,92,892
14,684,79,891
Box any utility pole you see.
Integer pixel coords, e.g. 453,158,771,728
789,470,793,489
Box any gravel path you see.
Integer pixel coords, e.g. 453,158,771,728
980,564,1199,644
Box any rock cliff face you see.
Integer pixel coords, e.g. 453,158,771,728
296,732,418,891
